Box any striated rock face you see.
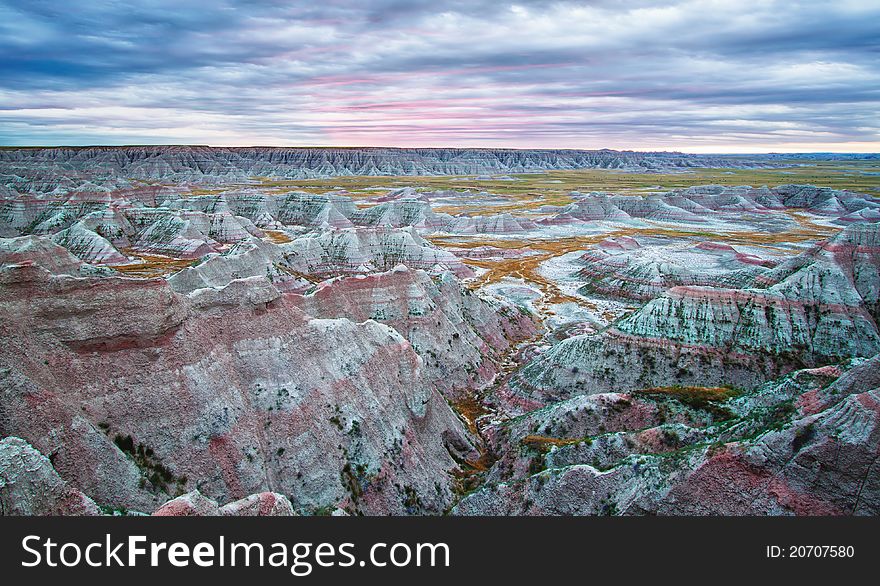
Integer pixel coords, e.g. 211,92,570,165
614,223,880,360
271,192,356,229
281,227,473,278
291,266,537,399
501,334,778,412
167,237,312,294
455,355,880,516
0,437,100,516
15,198,251,261
153,490,295,516
576,236,768,301
757,222,880,319
2,146,877,518
541,184,880,226
0,147,764,193
1,234,91,276
165,227,476,294
1,188,539,272
506,223,880,407
0,269,473,514
0,235,534,515
351,198,537,234
4,175,876,280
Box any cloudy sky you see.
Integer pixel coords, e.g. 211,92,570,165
1,0,878,151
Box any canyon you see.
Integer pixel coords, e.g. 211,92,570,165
1,147,878,516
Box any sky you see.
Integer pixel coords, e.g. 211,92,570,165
0,0,878,152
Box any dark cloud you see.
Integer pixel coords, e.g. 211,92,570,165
0,0,877,150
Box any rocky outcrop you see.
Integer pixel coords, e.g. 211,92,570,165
0,268,479,514
2,146,877,518
0,237,536,515
456,355,880,516
0,147,767,194
153,490,295,516
352,198,537,234
218,492,296,516
291,265,537,399
576,236,768,301
1,187,538,269
505,224,880,407
0,437,100,516
167,237,311,294
0,234,89,276
613,223,880,360
280,227,473,278
272,192,356,229
541,184,880,226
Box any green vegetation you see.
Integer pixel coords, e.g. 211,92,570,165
99,423,187,496
635,385,742,420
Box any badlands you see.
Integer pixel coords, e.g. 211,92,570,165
1,147,879,515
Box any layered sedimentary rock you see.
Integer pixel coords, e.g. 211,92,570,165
351,198,537,233
0,233,534,515
291,266,536,399
1,188,544,269
167,237,313,294
541,184,880,226
1,234,95,276
576,236,769,301
51,222,129,264
153,490,295,516
4,178,877,277
456,355,880,515
280,227,473,278
0,147,765,193
166,227,475,287
0,269,471,514
2,146,877,518
1,436,297,516
505,224,880,407
271,192,357,229
0,437,100,516
614,223,880,361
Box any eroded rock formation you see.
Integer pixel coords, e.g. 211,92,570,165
0,241,535,515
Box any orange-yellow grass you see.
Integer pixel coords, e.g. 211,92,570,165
783,210,839,237
183,188,228,196
272,263,322,284
635,385,740,405
109,252,199,278
263,229,292,244
430,230,681,314
449,396,493,473
521,435,584,448
249,161,880,213
450,395,488,438
451,235,616,313
430,219,841,311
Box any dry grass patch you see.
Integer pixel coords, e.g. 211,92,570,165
263,229,292,244
109,252,198,278
635,386,741,412
521,435,584,448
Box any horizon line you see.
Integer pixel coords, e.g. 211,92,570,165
1,144,878,156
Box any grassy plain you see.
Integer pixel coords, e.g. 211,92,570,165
251,159,880,215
